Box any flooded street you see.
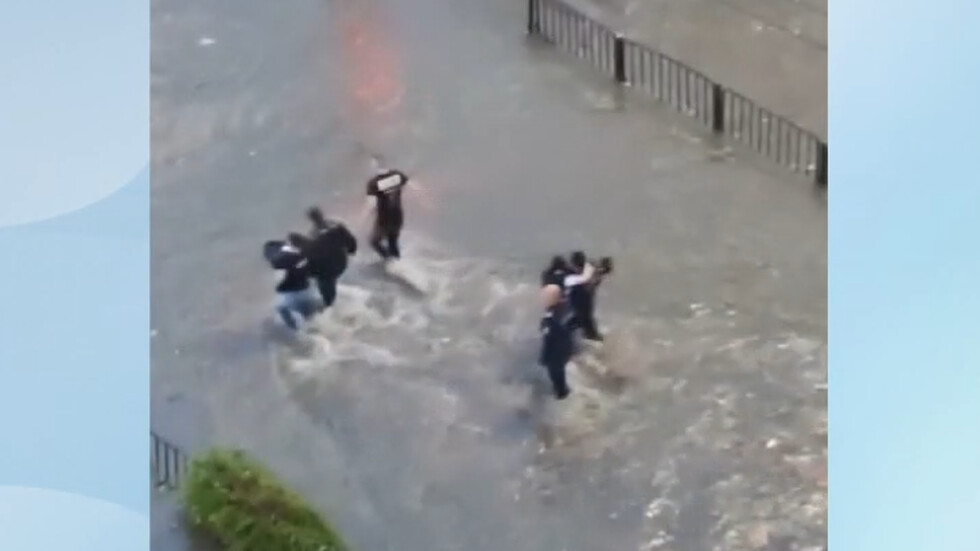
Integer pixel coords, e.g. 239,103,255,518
569,0,827,135
151,0,827,549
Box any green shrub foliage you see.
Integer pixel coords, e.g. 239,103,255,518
182,449,349,551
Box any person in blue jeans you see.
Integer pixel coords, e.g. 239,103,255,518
264,233,321,330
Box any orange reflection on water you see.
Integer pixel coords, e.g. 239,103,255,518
330,5,443,213
338,16,405,125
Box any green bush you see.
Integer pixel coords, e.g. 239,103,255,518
181,448,349,551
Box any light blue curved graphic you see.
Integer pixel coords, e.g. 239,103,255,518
831,0,980,549
0,0,148,227
0,486,147,551
0,168,149,514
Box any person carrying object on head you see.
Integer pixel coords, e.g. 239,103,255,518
361,156,411,262
304,206,357,311
263,233,321,330
564,251,608,342
539,284,577,400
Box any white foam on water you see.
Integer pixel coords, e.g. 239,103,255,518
270,282,414,381
480,279,510,317
328,283,428,332
540,361,614,447
383,259,430,294
269,235,677,461
268,238,477,377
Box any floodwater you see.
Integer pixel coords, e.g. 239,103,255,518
570,0,827,135
151,0,827,549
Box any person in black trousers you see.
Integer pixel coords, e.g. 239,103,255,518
362,158,411,261
304,207,357,310
565,251,605,342
539,284,576,400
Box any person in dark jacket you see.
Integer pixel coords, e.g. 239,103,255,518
539,284,576,400
304,207,357,310
565,251,603,342
263,233,321,330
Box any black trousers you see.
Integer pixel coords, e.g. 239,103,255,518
571,294,602,341
315,276,338,310
541,357,571,400
370,222,402,260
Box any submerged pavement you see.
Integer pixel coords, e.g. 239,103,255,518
572,0,827,135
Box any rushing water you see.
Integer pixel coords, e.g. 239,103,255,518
151,0,827,548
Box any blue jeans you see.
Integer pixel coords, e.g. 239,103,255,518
276,287,321,330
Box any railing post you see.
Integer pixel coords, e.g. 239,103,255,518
151,431,189,490
816,142,828,187
527,0,539,34
613,34,626,84
711,82,725,134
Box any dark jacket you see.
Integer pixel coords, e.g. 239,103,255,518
564,262,600,312
306,221,357,280
566,278,593,312
264,241,311,293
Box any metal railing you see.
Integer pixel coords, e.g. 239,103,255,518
527,0,828,187
151,431,189,490
531,0,618,78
